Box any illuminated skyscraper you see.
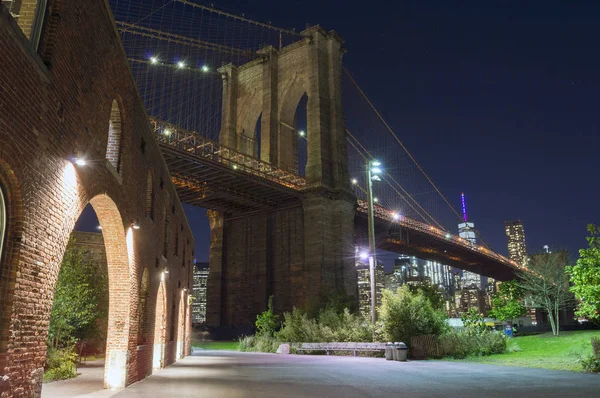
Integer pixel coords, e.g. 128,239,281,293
192,261,209,324
505,220,527,266
355,248,384,319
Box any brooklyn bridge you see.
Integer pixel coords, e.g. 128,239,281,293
0,0,526,395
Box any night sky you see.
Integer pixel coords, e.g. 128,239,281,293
79,1,600,266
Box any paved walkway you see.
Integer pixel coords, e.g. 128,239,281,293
42,350,600,397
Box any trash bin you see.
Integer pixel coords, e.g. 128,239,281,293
385,342,394,360
392,342,401,361
395,342,408,361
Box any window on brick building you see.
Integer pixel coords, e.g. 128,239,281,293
145,171,154,220
0,185,6,264
4,0,47,50
106,100,123,173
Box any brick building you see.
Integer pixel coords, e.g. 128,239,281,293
0,0,194,395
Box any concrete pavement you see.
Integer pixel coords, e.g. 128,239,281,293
42,350,600,397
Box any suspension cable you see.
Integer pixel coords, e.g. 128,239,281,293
344,67,465,223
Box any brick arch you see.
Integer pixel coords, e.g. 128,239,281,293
176,291,187,359
152,277,167,372
106,99,123,173
0,161,23,362
87,194,132,389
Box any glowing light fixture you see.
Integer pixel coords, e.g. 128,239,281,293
359,251,369,260
299,130,305,137
201,65,209,72
73,157,87,166
232,165,238,170
132,219,140,230
392,212,399,220
164,129,171,136
371,167,382,174
150,56,158,64
351,178,358,185
371,161,381,167
96,225,102,230
177,61,185,68
373,197,379,203
445,233,451,238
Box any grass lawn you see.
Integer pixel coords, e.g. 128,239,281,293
462,330,600,372
192,341,239,351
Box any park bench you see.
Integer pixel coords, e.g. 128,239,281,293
296,342,387,357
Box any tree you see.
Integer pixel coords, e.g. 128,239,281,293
377,286,448,346
408,281,445,310
488,280,527,323
48,238,108,348
518,251,572,336
567,224,600,321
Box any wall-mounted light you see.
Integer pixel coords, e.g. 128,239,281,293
132,219,140,230
70,156,87,166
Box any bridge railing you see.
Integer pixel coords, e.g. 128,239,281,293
356,200,525,271
150,118,306,190
152,117,523,272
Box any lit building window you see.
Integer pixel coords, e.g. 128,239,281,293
5,0,48,50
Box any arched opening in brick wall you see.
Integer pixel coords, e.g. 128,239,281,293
41,195,132,394
138,267,150,344
176,291,186,359
0,185,6,265
106,100,123,173
152,277,166,373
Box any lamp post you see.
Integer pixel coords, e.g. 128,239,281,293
366,160,381,327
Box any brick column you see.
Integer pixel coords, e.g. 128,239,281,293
206,210,224,327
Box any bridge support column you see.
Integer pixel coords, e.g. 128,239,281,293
302,194,357,312
206,210,224,328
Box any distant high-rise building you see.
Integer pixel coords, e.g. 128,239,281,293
192,261,209,324
355,248,385,319
505,220,527,266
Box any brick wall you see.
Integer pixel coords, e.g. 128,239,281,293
0,1,194,395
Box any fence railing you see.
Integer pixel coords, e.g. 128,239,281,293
152,117,519,270
151,118,306,189
356,200,522,270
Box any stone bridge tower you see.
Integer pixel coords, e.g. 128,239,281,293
207,26,357,334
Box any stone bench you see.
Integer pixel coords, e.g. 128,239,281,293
296,342,387,357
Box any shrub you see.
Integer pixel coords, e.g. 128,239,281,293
377,286,448,346
276,308,322,343
255,296,280,337
237,334,280,353
438,330,507,359
580,355,600,373
44,346,78,382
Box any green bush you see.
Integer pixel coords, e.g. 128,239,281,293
44,346,78,382
237,334,280,353
276,308,322,343
438,330,507,359
377,286,448,346
255,296,280,337
580,355,600,373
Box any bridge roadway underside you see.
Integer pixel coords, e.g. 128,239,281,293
160,143,302,214
354,216,517,281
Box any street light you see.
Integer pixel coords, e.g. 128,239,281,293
366,159,382,328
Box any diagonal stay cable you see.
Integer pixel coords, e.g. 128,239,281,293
344,67,465,224
346,130,444,229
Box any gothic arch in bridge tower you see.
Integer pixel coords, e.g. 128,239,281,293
218,25,350,190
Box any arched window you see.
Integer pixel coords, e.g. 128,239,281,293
106,100,123,173
5,0,47,50
145,171,154,220
0,185,6,264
